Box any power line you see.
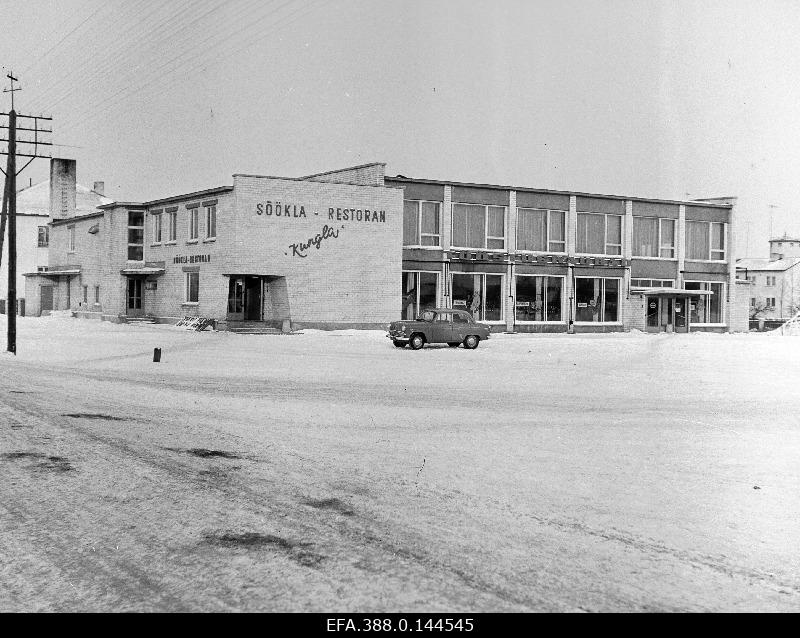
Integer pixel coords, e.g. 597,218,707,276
56,0,327,137
33,0,259,115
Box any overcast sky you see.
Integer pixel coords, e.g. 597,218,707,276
1,0,799,257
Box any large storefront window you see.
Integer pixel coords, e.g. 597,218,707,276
515,276,563,322
577,213,622,255
452,204,505,250
575,277,620,322
403,201,441,247
685,281,724,323
452,273,503,321
401,271,439,319
516,209,566,252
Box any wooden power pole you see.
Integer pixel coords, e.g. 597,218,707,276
1,71,52,354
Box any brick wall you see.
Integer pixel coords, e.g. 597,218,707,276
730,280,752,332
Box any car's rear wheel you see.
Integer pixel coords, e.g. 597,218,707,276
463,335,480,349
393,340,407,348
409,334,425,350
447,342,460,348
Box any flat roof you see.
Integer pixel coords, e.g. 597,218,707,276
50,211,105,227
385,175,733,208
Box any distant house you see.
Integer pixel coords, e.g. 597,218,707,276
0,158,111,313
736,236,800,320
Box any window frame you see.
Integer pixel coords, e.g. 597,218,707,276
67,225,76,253
403,200,441,248
451,203,507,251
450,272,505,322
573,276,623,324
401,270,440,319
152,212,162,245
127,211,145,262
576,212,623,256
516,208,567,253
167,212,177,244
630,278,676,290
514,274,565,323
686,221,727,262
632,216,676,259
184,271,199,304
684,280,726,325
188,208,199,242
37,225,49,248
205,205,217,241
94,285,100,305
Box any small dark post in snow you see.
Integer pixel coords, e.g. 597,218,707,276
153,348,161,363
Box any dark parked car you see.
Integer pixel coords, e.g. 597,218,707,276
387,308,491,350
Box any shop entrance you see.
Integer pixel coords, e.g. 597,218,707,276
645,295,690,333
227,276,264,321
126,278,144,317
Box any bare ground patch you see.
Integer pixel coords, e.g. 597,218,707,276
1,451,73,472
166,447,242,460
202,531,325,567
302,497,355,516
61,413,129,421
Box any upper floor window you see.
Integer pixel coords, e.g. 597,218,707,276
38,226,49,247
516,208,566,253
630,278,675,289
152,213,162,244
766,275,776,286
577,213,622,255
686,221,726,261
205,205,216,240
452,203,505,250
632,217,675,258
188,207,199,241
403,200,441,247
68,225,76,252
127,211,144,261
168,211,177,242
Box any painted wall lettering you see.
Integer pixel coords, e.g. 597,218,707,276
328,208,386,223
289,224,340,258
256,201,307,217
173,254,211,264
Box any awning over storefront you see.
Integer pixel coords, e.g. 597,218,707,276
120,267,165,276
635,287,712,297
22,269,81,277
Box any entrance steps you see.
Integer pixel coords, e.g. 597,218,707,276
125,316,157,325
228,321,291,335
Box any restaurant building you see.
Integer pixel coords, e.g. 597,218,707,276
24,162,749,332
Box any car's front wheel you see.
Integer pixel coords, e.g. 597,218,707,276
392,340,407,348
463,335,480,350
409,334,425,350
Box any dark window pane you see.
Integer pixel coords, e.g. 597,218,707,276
604,279,619,322
517,209,546,251
403,201,419,246
128,245,143,261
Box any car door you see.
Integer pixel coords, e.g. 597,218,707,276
430,312,452,343
452,312,471,341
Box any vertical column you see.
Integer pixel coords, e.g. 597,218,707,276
677,204,686,287
726,202,736,329
506,190,516,332
566,196,577,332
623,200,633,330
441,185,452,306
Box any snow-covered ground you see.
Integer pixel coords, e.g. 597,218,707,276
1,315,799,612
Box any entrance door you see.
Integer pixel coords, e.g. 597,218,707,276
244,277,263,321
40,285,54,313
660,298,674,332
674,299,688,333
646,297,659,331
127,278,144,317
227,277,245,321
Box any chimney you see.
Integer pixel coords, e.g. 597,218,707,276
49,158,77,219
93,181,105,197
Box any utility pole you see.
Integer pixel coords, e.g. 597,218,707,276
1,71,52,354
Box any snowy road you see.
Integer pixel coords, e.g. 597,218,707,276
1,317,799,612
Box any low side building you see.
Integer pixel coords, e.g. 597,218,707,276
736,254,800,321
24,164,403,329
